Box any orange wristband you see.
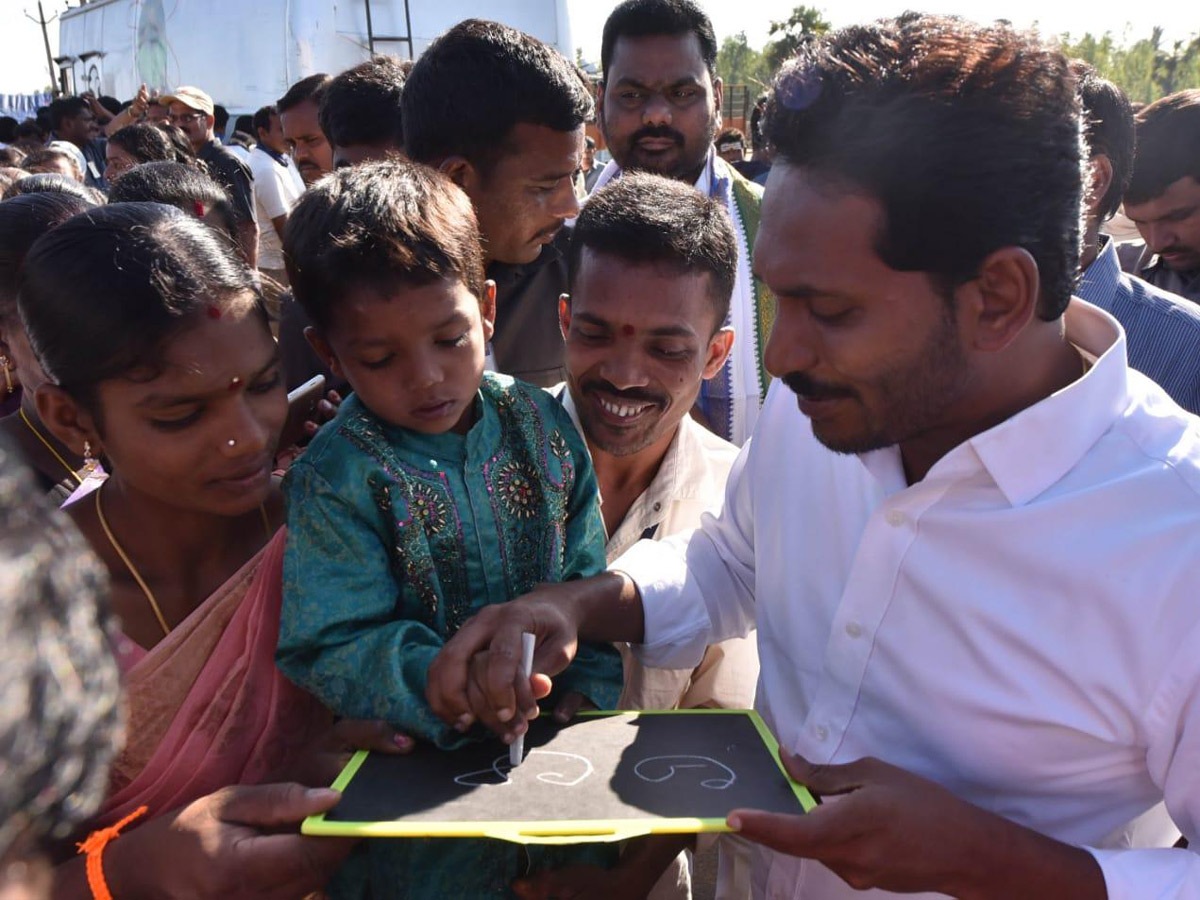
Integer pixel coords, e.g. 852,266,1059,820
75,806,147,900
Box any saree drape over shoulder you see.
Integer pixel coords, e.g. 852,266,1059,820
97,528,329,826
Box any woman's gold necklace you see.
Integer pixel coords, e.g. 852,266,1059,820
19,408,85,485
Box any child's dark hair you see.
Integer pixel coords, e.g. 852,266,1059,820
284,158,484,333
18,202,265,420
0,192,100,326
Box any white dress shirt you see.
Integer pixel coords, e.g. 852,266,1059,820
616,299,1200,899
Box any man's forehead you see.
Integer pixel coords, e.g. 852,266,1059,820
607,32,710,84
498,123,581,172
1126,175,1200,218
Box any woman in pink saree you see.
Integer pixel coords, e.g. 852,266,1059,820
21,204,404,899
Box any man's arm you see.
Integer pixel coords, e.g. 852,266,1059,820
271,213,288,242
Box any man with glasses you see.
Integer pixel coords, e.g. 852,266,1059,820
161,85,259,266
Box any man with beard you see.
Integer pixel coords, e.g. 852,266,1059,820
278,74,333,186
591,0,771,446
430,15,1200,899
402,19,587,387
1119,90,1200,304
532,172,756,900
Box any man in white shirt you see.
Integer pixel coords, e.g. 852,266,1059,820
429,14,1200,900
533,172,756,900
248,104,304,288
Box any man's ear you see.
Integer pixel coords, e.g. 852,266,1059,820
702,327,735,380
480,280,497,342
596,82,609,143
558,293,572,341
955,246,1040,354
35,384,101,458
304,326,344,378
1086,154,1115,220
712,76,724,123
439,156,480,197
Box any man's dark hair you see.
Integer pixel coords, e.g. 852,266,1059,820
277,73,330,113
233,114,253,137
1071,60,1135,222
600,0,718,79
252,104,277,136
1126,89,1200,205
284,159,484,333
14,120,44,143
0,116,17,143
402,19,593,171
764,13,1083,321
98,95,122,116
716,127,745,147
569,171,735,329
48,96,89,132
213,104,230,132
318,56,409,150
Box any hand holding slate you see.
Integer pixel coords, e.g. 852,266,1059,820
728,751,1108,899
427,572,645,742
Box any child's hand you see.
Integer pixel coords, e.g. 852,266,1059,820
461,650,550,743
552,691,596,724
290,718,413,786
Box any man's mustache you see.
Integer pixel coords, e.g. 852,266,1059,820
629,125,684,147
582,379,667,407
782,372,858,401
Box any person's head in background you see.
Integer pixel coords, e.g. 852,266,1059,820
284,159,494,434
213,104,230,141
0,192,101,408
599,0,721,184
278,73,333,185
231,114,256,151
1,173,101,203
1071,60,1135,270
715,127,745,164
47,97,95,150
105,122,180,181
252,105,288,156
0,147,26,167
20,149,83,183
0,117,18,145
403,19,591,266
563,172,735,460
0,447,122,900
12,121,45,155
161,86,216,154
582,135,597,173
1124,89,1200,275
318,56,410,168
21,202,285,519
144,96,170,127
107,161,240,251
0,168,24,196
757,13,1083,464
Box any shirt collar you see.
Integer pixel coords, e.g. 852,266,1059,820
1077,235,1121,309
861,298,1130,507
256,143,289,166
592,145,731,204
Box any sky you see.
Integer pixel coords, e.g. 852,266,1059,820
0,0,1194,95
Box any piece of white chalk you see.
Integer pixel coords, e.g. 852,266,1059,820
509,632,537,768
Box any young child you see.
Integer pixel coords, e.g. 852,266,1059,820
277,160,622,898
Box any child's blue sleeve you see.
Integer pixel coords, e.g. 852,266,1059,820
548,421,624,712
278,461,467,749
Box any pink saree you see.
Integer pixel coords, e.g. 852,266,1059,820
96,527,329,825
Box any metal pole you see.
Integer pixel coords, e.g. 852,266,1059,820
28,1,60,97
401,0,413,59
364,0,375,55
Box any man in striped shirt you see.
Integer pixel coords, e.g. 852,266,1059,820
1074,63,1200,415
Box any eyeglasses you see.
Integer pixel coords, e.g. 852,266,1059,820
168,112,205,125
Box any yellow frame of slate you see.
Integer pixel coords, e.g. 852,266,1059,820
301,709,817,844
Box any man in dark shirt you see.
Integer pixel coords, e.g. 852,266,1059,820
161,85,259,266
402,20,588,387
46,96,106,190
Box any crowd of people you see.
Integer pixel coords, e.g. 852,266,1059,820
2,1,1200,899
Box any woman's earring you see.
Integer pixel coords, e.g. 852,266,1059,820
81,440,99,477
0,355,12,396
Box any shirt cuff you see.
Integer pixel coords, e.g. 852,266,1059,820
1088,845,1200,899
613,537,711,671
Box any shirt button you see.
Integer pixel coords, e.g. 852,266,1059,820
652,501,662,512
884,509,906,527
845,621,863,639
812,724,829,741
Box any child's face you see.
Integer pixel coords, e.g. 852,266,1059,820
311,277,496,435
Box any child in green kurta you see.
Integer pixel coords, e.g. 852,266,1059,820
277,161,622,898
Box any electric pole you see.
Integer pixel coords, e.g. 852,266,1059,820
25,1,60,97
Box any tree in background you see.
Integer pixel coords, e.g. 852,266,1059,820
764,5,832,73
1060,27,1200,103
717,31,770,91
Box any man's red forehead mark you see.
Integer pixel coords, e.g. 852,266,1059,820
206,305,222,319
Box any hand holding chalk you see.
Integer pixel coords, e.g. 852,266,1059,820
509,633,537,767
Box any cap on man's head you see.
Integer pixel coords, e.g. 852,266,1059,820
159,86,215,117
